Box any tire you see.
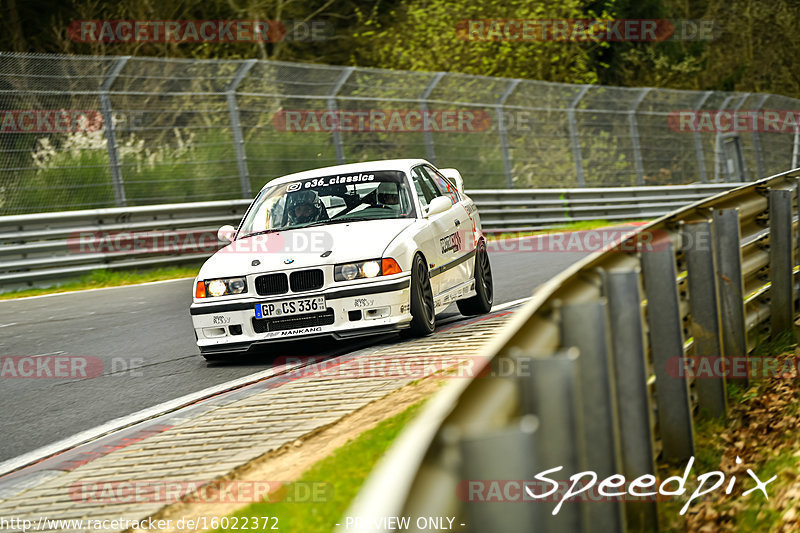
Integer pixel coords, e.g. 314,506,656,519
405,253,436,337
457,240,493,316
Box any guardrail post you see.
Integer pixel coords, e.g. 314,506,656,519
226,59,257,198
693,91,713,183
641,234,696,461
514,349,583,532
602,268,658,532
769,187,795,335
628,88,651,186
712,207,749,385
684,218,728,418
497,79,521,189
751,94,769,179
560,300,625,533
419,72,444,164
458,416,540,533
327,67,354,165
568,85,591,187
100,56,130,207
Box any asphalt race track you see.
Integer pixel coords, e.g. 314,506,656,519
0,243,590,461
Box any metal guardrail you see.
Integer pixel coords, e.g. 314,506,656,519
0,184,740,292
343,169,800,533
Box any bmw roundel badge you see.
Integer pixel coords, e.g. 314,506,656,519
284,258,294,264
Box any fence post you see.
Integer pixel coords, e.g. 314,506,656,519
226,59,257,198
100,56,130,207
693,91,713,183
628,88,651,186
560,299,625,533
327,66,354,165
719,94,751,182
684,218,728,418
602,268,658,532
419,72,444,164
712,207,749,385
458,416,540,533
640,233,696,461
769,187,795,335
514,349,583,532
497,79,521,189
568,85,591,187
751,94,769,179
714,95,736,182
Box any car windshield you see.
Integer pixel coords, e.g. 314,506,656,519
238,170,416,237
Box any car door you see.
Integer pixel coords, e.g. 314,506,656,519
410,165,463,296
423,165,477,286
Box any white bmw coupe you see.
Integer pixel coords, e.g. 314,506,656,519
190,159,493,359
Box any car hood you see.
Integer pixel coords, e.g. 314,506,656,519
198,218,416,278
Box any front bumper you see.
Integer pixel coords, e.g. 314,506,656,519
189,275,412,353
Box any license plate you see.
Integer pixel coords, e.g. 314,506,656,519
255,296,326,319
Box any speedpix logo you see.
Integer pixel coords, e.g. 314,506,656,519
440,231,464,254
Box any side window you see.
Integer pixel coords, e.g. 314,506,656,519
423,165,460,203
411,166,440,208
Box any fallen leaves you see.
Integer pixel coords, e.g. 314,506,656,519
685,347,800,532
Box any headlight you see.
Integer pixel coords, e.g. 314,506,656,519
361,261,381,278
195,277,247,298
340,263,359,281
334,258,402,281
207,279,227,297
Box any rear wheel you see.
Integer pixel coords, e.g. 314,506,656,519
457,241,493,316
405,254,436,337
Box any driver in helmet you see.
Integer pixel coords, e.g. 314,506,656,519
287,189,326,225
376,182,400,208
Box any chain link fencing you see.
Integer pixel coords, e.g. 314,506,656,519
1,52,799,215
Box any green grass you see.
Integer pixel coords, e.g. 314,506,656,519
217,400,425,533
0,264,202,300
485,219,649,241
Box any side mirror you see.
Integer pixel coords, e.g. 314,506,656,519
217,225,236,243
440,168,464,194
426,195,453,217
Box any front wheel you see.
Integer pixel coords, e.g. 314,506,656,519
405,254,436,337
457,241,493,316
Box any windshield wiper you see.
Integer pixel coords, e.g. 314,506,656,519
331,216,374,223
295,217,374,228
240,228,281,239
